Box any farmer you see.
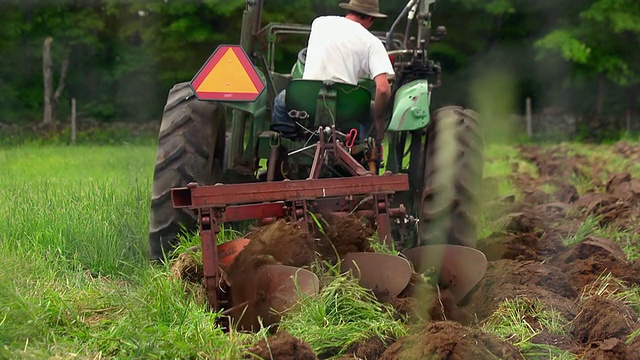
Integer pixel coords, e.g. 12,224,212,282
271,0,394,143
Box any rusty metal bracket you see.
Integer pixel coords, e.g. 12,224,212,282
199,208,221,311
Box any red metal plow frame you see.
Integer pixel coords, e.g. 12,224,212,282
172,174,409,310
171,130,410,311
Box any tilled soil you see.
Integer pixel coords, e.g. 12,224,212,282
226,219,317,330
173,143,640,359
315,212,374,261
464,143,640,360
246,331,318,360
379,321,524,360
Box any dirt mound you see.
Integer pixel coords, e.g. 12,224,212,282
336,338,388,360
497,210,546,233
246,331,317,360
519,145,587,179
227,220,316,330
315,214,373,261
573,295,638,344
555,184,579,203
580,338,639,360
573,173,640,229
605,172,640,201
390,283,472,325
478,233,540,262
466,260,577,321
522,189,552,205
477,231,567,262
379,321,524,360
478,200,577,262
477,259,576,299
613,141,640,162
530,331,578,352
550,237,640,291
238,219,317,268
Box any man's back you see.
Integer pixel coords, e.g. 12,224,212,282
303,16,391,85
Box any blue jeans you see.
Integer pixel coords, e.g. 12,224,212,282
271,90,297,136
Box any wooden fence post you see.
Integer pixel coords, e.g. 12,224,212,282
71,98,77,144
525,97,533,138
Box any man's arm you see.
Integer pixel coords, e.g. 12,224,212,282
373,73,391,141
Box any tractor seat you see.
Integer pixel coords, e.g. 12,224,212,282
284,79,372,131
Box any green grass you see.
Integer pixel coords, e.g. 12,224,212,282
580,273,640,313
559,215,602,247
279,267,406,358
0,145,257,359
482,298,575,360
2,140,638,359
476,143,534,238
483,143,535,198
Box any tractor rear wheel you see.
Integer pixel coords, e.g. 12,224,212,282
419,106,483,248
148,82,226,261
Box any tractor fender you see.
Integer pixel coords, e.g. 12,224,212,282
387,79,432,132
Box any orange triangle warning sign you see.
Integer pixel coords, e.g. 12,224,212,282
190,45,265,102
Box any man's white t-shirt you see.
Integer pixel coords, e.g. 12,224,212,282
302,16,394,85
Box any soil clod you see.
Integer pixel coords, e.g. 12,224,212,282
551,236,640,291
226,220,316,330
580,338,638,360
246,331,317,360
572,296,638,344
315,213,373,261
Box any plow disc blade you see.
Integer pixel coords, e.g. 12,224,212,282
218,238,250,271
341,252,413,298
404,245,488,303
255,265,320,326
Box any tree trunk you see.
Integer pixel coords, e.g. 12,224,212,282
42,37,70,125
54,58,70,108
42,37,54,125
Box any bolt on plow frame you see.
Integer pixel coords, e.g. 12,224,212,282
150,0,488,330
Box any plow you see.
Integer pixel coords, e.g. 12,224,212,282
150,0,488,331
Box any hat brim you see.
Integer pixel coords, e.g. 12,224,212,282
339,3,387,18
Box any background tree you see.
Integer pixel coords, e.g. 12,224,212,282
535,0,640,115
0,0,638,133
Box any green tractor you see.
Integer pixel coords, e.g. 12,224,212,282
149,0,486,327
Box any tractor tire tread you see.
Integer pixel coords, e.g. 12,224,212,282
419,106,484,248
148,82,224,261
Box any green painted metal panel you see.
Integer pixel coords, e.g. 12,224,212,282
285,79,371,130
291,60,304,80
387,80,432,132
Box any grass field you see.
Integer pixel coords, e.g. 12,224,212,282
0,145,264,359
1,141,639,359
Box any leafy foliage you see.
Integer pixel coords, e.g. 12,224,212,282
0,0,639,125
